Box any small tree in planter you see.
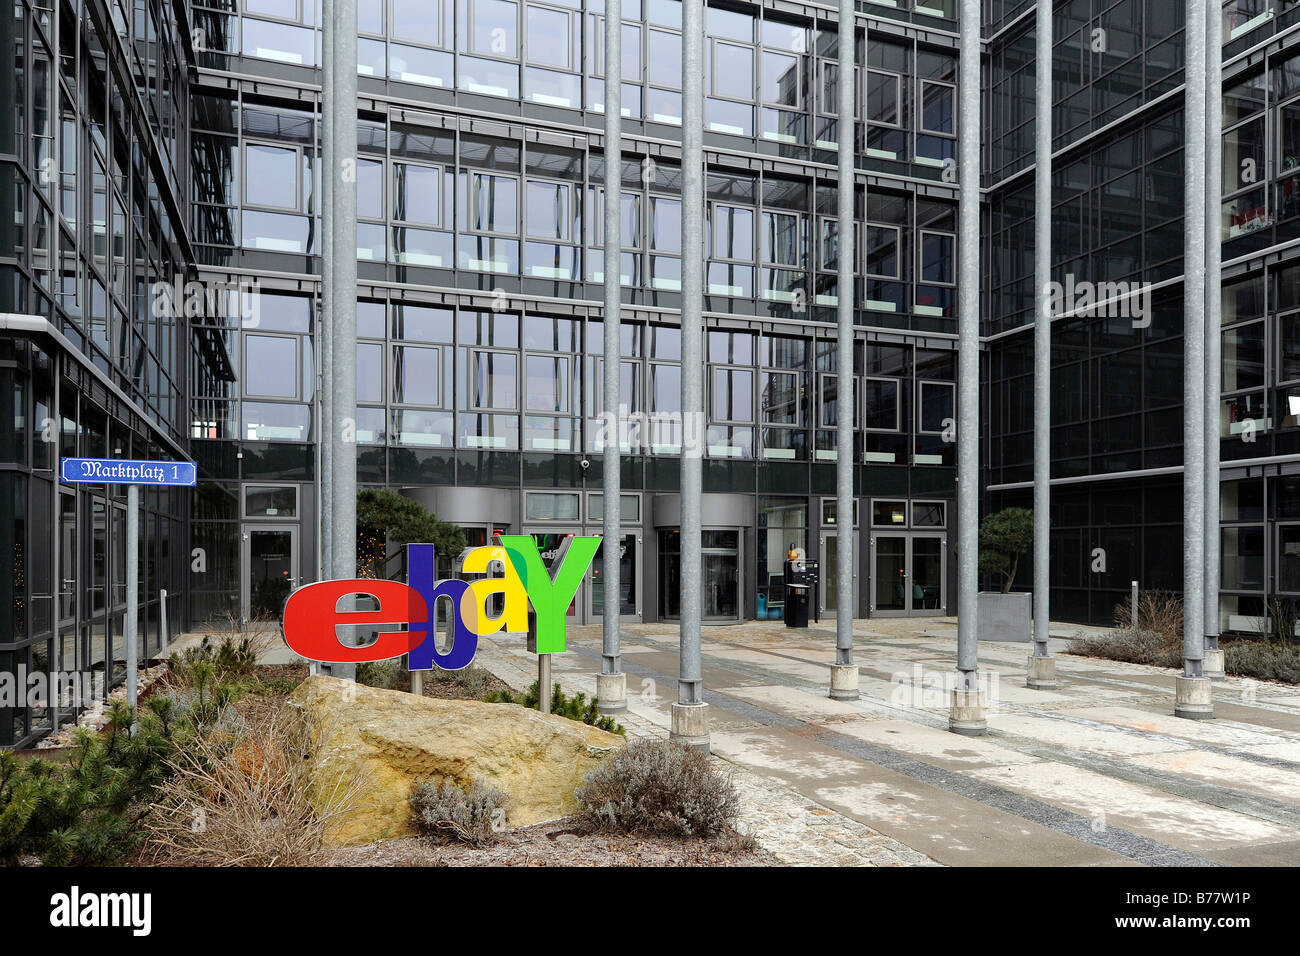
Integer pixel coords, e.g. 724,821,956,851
978,507,1034,593
355,489,466,579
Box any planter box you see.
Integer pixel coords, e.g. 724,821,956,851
978,591,1031,642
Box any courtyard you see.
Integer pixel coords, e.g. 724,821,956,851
472,618,1300,866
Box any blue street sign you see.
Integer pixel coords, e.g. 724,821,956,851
60,457,197,487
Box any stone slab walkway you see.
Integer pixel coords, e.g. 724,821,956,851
475,634,939,866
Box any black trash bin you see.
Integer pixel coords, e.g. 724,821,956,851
783,558,811,628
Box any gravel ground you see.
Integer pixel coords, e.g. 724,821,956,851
327,818,775,867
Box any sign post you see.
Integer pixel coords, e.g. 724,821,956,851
61,458,197,728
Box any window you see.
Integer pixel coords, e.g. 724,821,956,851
919,231,954,284
872,500,907,527
526,492,580,521
712,367,754,423
458,171,519,272
589,493,641,522
244,144,297,210
864,225,899,277
912,501,946,527
244,335,297,399
918,381,953,434
470,352,518,409
648,28,683,124
471,0,518,56
525,3,580,106
525,355,570,412
460,0,520,97
244,485,298,518
1281,313,1300,383
863,378,899,431
393,345,444,406
525,179,579,279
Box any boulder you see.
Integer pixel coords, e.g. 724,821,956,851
289,674,625,846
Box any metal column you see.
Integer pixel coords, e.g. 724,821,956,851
599,0,628,715
951,0,986,735
324,0,358,680
1028,0,1057,690
1177,0,1213,719
671,0,709,751
1203,0,1225,680
829,0,859,702
319,0,334,583
125,484,139,731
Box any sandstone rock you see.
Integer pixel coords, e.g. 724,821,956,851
289,674,624,846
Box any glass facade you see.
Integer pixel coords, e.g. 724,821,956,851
5,0,1300,743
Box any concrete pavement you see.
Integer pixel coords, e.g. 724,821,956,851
476,617,1300,867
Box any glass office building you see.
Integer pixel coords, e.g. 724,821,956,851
1,0,1297,745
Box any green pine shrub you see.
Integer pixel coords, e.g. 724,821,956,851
483,681,624,735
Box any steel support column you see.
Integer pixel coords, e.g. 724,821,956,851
1178,0,1212,719
1028,0,1057,690
951,0,986,735
324,0,358,680
1203,0,1225,681
671,0,709,750
599,0,628,715
830,0,860,700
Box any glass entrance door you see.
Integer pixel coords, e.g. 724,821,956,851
243,526,298,621
701,530,740,622
591,532,640,621
910,535,945,611
819,531,860,618
870,533,946,616
659,529,741,622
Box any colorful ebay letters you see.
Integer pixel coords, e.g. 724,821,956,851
282,536,601,669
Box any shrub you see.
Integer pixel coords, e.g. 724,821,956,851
1225,642,1300,683
1112,590,1183,644
1068,627,1182,669
575,739,739,838
356,657,405,690
426,665,493,698
483,681,624,735
0,711,173,866
146,705,369,866
409,779,506,846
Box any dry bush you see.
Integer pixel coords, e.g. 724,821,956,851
1069,627,1182,669
1113,590,1183,643
409,779,506,846
575,739,740,839
144,705,369,866
230,610,285,662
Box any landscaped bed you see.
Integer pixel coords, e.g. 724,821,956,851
1066,591,1300,684
1,639,764,868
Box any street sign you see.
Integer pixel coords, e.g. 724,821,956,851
58,456,196,730
60,457,196,486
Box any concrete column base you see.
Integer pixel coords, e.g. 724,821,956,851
1174,676,1214,720
1203,648,1226,681
596,672,628,714
1025,655,1058,690
670,702,710,752
829,664,860,700
948,690,988,736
